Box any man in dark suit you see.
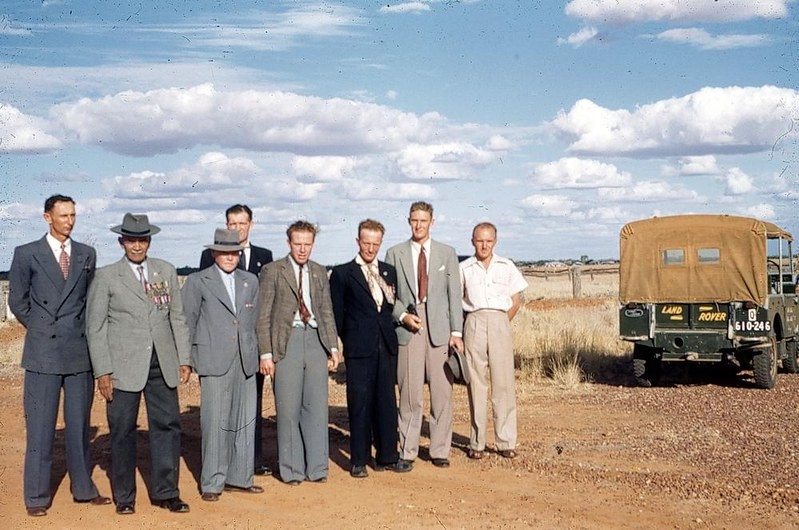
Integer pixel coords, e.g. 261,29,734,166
330,219,400,478
256,220,340,485
385,201,463,472
183,229,264,501
87,213,191,515
199,204,274,476
9,194,111,517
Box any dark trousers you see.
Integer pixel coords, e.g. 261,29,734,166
254,372,266,469
106,353,181,505
23,370,99,508
346,338,399,468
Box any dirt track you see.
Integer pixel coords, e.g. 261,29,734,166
1,348,799,529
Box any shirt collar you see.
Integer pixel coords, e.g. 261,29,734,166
46,233,70,253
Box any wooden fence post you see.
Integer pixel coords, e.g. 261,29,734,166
570,265,582,299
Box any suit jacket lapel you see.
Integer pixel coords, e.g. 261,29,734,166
117,258,150,303
32,237,66,292
204,267,235,314
57,242,89,308
279,257,299,296
398,242,417,299
349,260,372,298
234,270,251,314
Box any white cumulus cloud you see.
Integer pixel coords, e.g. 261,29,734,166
724,167,754,195
558,26,599,47
565,0,790,24
531,157,631,189
598,181,700,202
661,155,720,177
0,103,62,153
652,28,770,50
394,142,496,180
49,84,478,159
741,203,776,219
380,3,432,14
552,85,799,157
521,194,580,217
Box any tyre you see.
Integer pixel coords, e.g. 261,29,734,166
752,335,778,389
781,340,799,374
633,344,662,387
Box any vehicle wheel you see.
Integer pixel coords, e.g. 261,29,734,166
782,340,799,374
752,335,778,389
633,344,662,387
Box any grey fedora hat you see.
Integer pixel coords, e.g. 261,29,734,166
111,213,161,236
446,346,471,385
205,228,245,252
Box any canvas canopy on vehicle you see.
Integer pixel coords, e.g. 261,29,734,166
619,214,792,306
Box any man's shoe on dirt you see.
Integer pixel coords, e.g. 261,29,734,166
374,461,399,472
26,507,47,517
153,497,189,513
395,459,414,473
350,465,368,478
431,458,450,468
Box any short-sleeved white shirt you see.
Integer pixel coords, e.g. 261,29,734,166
460,254,528,312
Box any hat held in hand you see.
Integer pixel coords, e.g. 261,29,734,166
446,346,470,385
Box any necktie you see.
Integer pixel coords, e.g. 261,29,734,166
365,263,384,309
417,246,428,302
367,263,395,308
225,273,236,307
238,249,246,271
59,243,70,279
136,265,149,293
298,264,311,325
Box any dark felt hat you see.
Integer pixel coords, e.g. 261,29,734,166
205,228,245,252
111,213,161,237
446,346,471,386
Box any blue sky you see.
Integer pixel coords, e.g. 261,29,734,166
1,0,797,268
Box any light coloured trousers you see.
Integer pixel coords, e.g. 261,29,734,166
464,310,517,451
200,366,256,493
274,327,330,482
397,303,453,461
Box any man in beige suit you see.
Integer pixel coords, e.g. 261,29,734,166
257,220,340,485
385,201,463,472
87,213,191,515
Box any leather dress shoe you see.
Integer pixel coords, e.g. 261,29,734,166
284,479,301,486
26,506,47,517
499,449,517,459
254,464,272,476
395,459,414,473
373,461,398,472
223,484,264,494
467,448,485,460
350,465,368,478
201,492,220,502
431,458,450,468
309,477,327,483
74,495,112,505
115,503,135,515
153,497,190,513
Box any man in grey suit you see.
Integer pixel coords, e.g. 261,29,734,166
198,203,274,477
182,229,264,502
9,194,111,517
257,220,341,485
86,213,191,515
385,201,463,472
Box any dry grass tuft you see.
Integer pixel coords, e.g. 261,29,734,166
512,297,631,388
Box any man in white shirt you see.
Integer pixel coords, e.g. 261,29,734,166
460,222,528,460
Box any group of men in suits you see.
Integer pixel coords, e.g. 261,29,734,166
10,195,526,517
